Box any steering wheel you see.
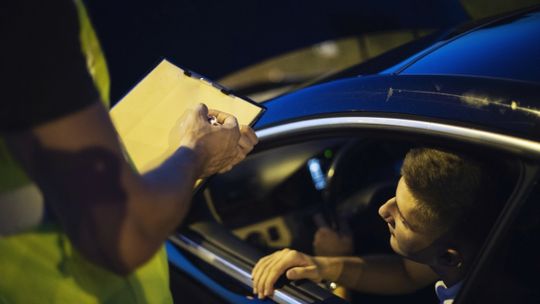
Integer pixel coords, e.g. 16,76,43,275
320,139,401,233
319,139,366,230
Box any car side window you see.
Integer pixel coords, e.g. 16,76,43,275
462,177,540,303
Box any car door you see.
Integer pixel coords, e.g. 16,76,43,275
166,112,538,303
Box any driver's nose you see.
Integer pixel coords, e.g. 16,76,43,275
379,197,395,227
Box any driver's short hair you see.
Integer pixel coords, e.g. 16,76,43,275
401,147,500,240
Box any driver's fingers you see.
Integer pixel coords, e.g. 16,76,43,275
255,254,282,298
258,254,288,298
314,227,338,244
286,265,319,281
252,253,276,293
317,227,337,236
314,228,334,250
252,254,270,281
261,249,308,298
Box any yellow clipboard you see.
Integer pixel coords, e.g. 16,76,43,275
110,59,265,174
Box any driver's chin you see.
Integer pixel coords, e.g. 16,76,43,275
390,237,435,264
389,234,402,255
389,235,414,259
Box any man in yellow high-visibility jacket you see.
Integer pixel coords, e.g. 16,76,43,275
0,1,257,303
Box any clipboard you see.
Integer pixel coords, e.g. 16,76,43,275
110,59,265,177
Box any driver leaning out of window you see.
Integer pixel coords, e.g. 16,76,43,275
251,147,504,304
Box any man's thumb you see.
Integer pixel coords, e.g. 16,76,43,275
286,266,320,281
195,103,209,118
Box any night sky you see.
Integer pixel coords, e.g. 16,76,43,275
84,0,469,103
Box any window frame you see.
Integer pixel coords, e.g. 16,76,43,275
171,114,540,303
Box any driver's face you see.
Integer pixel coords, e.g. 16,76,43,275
378,177,443,263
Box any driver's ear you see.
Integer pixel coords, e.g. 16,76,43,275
437,248,463,269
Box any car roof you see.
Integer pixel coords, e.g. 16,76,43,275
256,6,540,142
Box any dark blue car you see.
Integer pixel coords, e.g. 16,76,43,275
166,6,540,303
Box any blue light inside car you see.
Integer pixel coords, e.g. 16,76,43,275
307,158,327,190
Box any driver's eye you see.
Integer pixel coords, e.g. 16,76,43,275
400,217,409,228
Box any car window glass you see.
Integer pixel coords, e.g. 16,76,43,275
401,10,540,84
461,177,540,303
218,31,432,102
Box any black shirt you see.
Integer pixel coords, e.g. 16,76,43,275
1,0,100,132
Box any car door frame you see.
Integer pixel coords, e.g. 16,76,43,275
169,114,540,304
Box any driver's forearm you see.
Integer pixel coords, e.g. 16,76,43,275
318,255,431,295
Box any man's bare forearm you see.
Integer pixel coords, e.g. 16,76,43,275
130,146,203,244
317,255,436,294
7,133,203,274
94,145,204,274
4,103,242,275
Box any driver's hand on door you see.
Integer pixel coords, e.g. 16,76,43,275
251,249,323,299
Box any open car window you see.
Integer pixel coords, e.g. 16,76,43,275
174,129,522,303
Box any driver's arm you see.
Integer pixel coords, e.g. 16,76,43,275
252,249,437,298
5,101,257,275
327,254,438,294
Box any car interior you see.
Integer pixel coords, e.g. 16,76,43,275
169,130,520,303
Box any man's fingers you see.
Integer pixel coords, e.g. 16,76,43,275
256,253,286,298
252,249,298,299
208,108,235,125
313,233,323,247
255,258,274,298
252,253,276,294
239,135,254,154
240,125,258,145
319,227,337,236
217,147,245,174
256,260,276,298
222,115,239,129
286,265,320,281
195,103,209,120
314,227,335,243
238,126,258,160
207,108,239,132
218,164,234,174
260,253,292,298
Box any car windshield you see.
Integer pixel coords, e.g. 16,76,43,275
401,10,540,84
218,31,432,102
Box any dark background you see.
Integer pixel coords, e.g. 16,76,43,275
84,0,470,103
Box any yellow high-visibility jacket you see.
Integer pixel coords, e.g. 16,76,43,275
0,1,172,303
